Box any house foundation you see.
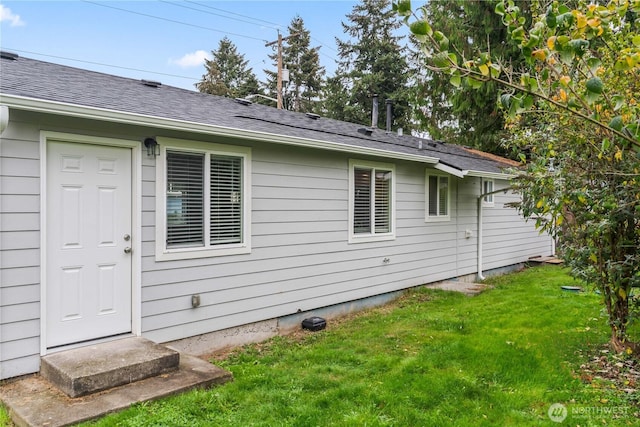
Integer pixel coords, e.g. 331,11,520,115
166,263,529,358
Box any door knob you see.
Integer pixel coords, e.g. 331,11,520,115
124,234,130,241
124,247,132,254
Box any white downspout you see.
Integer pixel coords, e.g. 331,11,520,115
477,185,512,281
477,195,485,281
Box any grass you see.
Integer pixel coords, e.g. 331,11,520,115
2,265,638,426
0,407,8,427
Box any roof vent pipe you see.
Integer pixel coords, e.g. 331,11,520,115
385,99,393,133
371,94,379,128
141,79,162,88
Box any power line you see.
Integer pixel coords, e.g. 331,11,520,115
316,48,339,65
85,0,338,66
176,0,339,62
14,2,340,90
185,1,284,28
82,1,267,43
160,0,280,29
1,48,200,82
311,36,338,54
4,47,272,94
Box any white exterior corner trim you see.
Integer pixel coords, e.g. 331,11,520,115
0,104,8,135
1,94,441,165
476,184,516,281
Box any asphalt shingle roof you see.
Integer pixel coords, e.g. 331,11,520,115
0,54,517,175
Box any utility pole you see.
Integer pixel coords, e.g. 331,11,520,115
265,31,298,110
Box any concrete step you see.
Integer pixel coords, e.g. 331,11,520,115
41,337,180,397
1,353,233,427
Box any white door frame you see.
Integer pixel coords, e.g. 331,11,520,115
40,131,142,355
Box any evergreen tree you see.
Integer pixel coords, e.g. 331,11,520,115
412,0,527,156
197,37,260,98
195,61,228,96
323,0,412,131
265,16,325,112
286,16,325,112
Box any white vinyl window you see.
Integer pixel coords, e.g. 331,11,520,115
156,138,251,260
349,160,395,243
482,179,495,206
426,173,450,221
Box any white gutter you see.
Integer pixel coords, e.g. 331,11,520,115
0,94,441,165
477,185,513,281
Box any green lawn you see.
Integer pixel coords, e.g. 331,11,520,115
2,265,638,426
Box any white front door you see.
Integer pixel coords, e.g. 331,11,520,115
46,142,132,348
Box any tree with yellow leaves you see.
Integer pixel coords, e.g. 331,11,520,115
396,0,640,352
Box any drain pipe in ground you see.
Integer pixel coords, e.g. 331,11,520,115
477,185,512,281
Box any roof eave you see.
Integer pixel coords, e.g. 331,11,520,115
464,170,515,180
0,94,440,164
433,164,515,180
434,163,466,178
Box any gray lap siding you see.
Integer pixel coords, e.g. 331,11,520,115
0,112,552,379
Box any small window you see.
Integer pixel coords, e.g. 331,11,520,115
156,139,251,260
349,160,395,243
426,174,449,221
482,179,494,206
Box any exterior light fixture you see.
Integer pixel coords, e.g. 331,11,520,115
144,137,159,156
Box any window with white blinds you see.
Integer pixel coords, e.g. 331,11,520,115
374,170,391,233
167,151,204,247
350,161,395,242
163,146,248,257
353,168,372,234
426,174,450,220
210,155,242,245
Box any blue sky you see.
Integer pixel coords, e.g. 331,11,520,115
0,1,365,91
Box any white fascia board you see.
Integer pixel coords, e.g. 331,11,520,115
464,170,515,180
1,94,440,165
433,164,515,180
434,163,465,178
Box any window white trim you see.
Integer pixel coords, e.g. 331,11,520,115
155,137,251,261
425,172,450,222
348,159,396,243
482,178,495,207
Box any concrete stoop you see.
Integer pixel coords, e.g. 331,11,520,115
0,337,233,427
41,337,181,397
